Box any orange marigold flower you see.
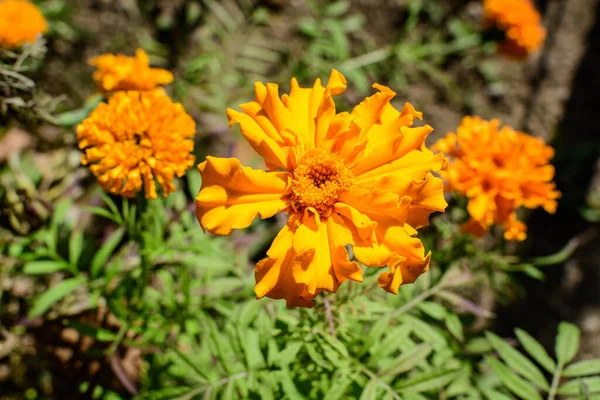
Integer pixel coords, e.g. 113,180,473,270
195,70,447,307
434,116,560,241
0,0,48,49
77,90,196,199
483,0,546,58
89,49,174,92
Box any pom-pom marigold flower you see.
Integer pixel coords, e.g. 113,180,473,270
196,70,447,307
434,116,560,241
483,0,546,58
89,49,174,92
77,90,195,199
0,0,48,49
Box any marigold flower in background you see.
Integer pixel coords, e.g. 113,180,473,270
89,49,174,92
483,0,546,58
434,116,560,241
196,70,447,308
77,90,195,199
0,0,48,49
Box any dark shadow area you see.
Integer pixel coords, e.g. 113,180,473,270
495,2,600,345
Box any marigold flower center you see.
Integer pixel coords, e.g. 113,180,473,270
290,149,353,216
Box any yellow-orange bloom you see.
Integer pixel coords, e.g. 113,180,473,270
77,90,195,199
0,0,48,49
483,0,546,58
89,49,174,92
434,116,560,241
196,70,447,307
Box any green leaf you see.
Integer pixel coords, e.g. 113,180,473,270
306,342,330,369
418,301,447,320
515,328,556,373
323,370,352,400
48,199,70,252
23,260,69,275
90,228,125,278
522,265,546,280
556,322,580,365
396,368,459,393
486,357,543,400
84,206,121,223
401,315,447,348
359,378,378,400
564,359,600,377
486,332,549,390
466,337,493,354
278,368,305,400
481,387,514,400
29,276,86,318
69,230,84,267
55,94,103,127
381,344,432,376
277,341,303,367
66,320,117,342
557,377,600,395
243,330,266,370
445,313,464,341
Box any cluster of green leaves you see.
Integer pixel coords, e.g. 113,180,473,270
487,322,600,399
175,0,285,114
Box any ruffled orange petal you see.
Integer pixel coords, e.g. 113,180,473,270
352,217,430,294
255,212,362,307
227,70,347,171
255,224,316,308
196,157,290,235
291,213,362,295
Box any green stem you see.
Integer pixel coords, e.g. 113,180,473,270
132,194,151,304
107,323,128,356
174,347,210,382
547,363,563,400
390,281,447,319
360,366,402,400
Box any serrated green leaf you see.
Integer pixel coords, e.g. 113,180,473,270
23,260,69,275
563,359,600,377
486,357,543,400
556,322,580,365
90,228,125,278
486,332,549,390
29,276,86,317
557,377,600,395
515,328,556,373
